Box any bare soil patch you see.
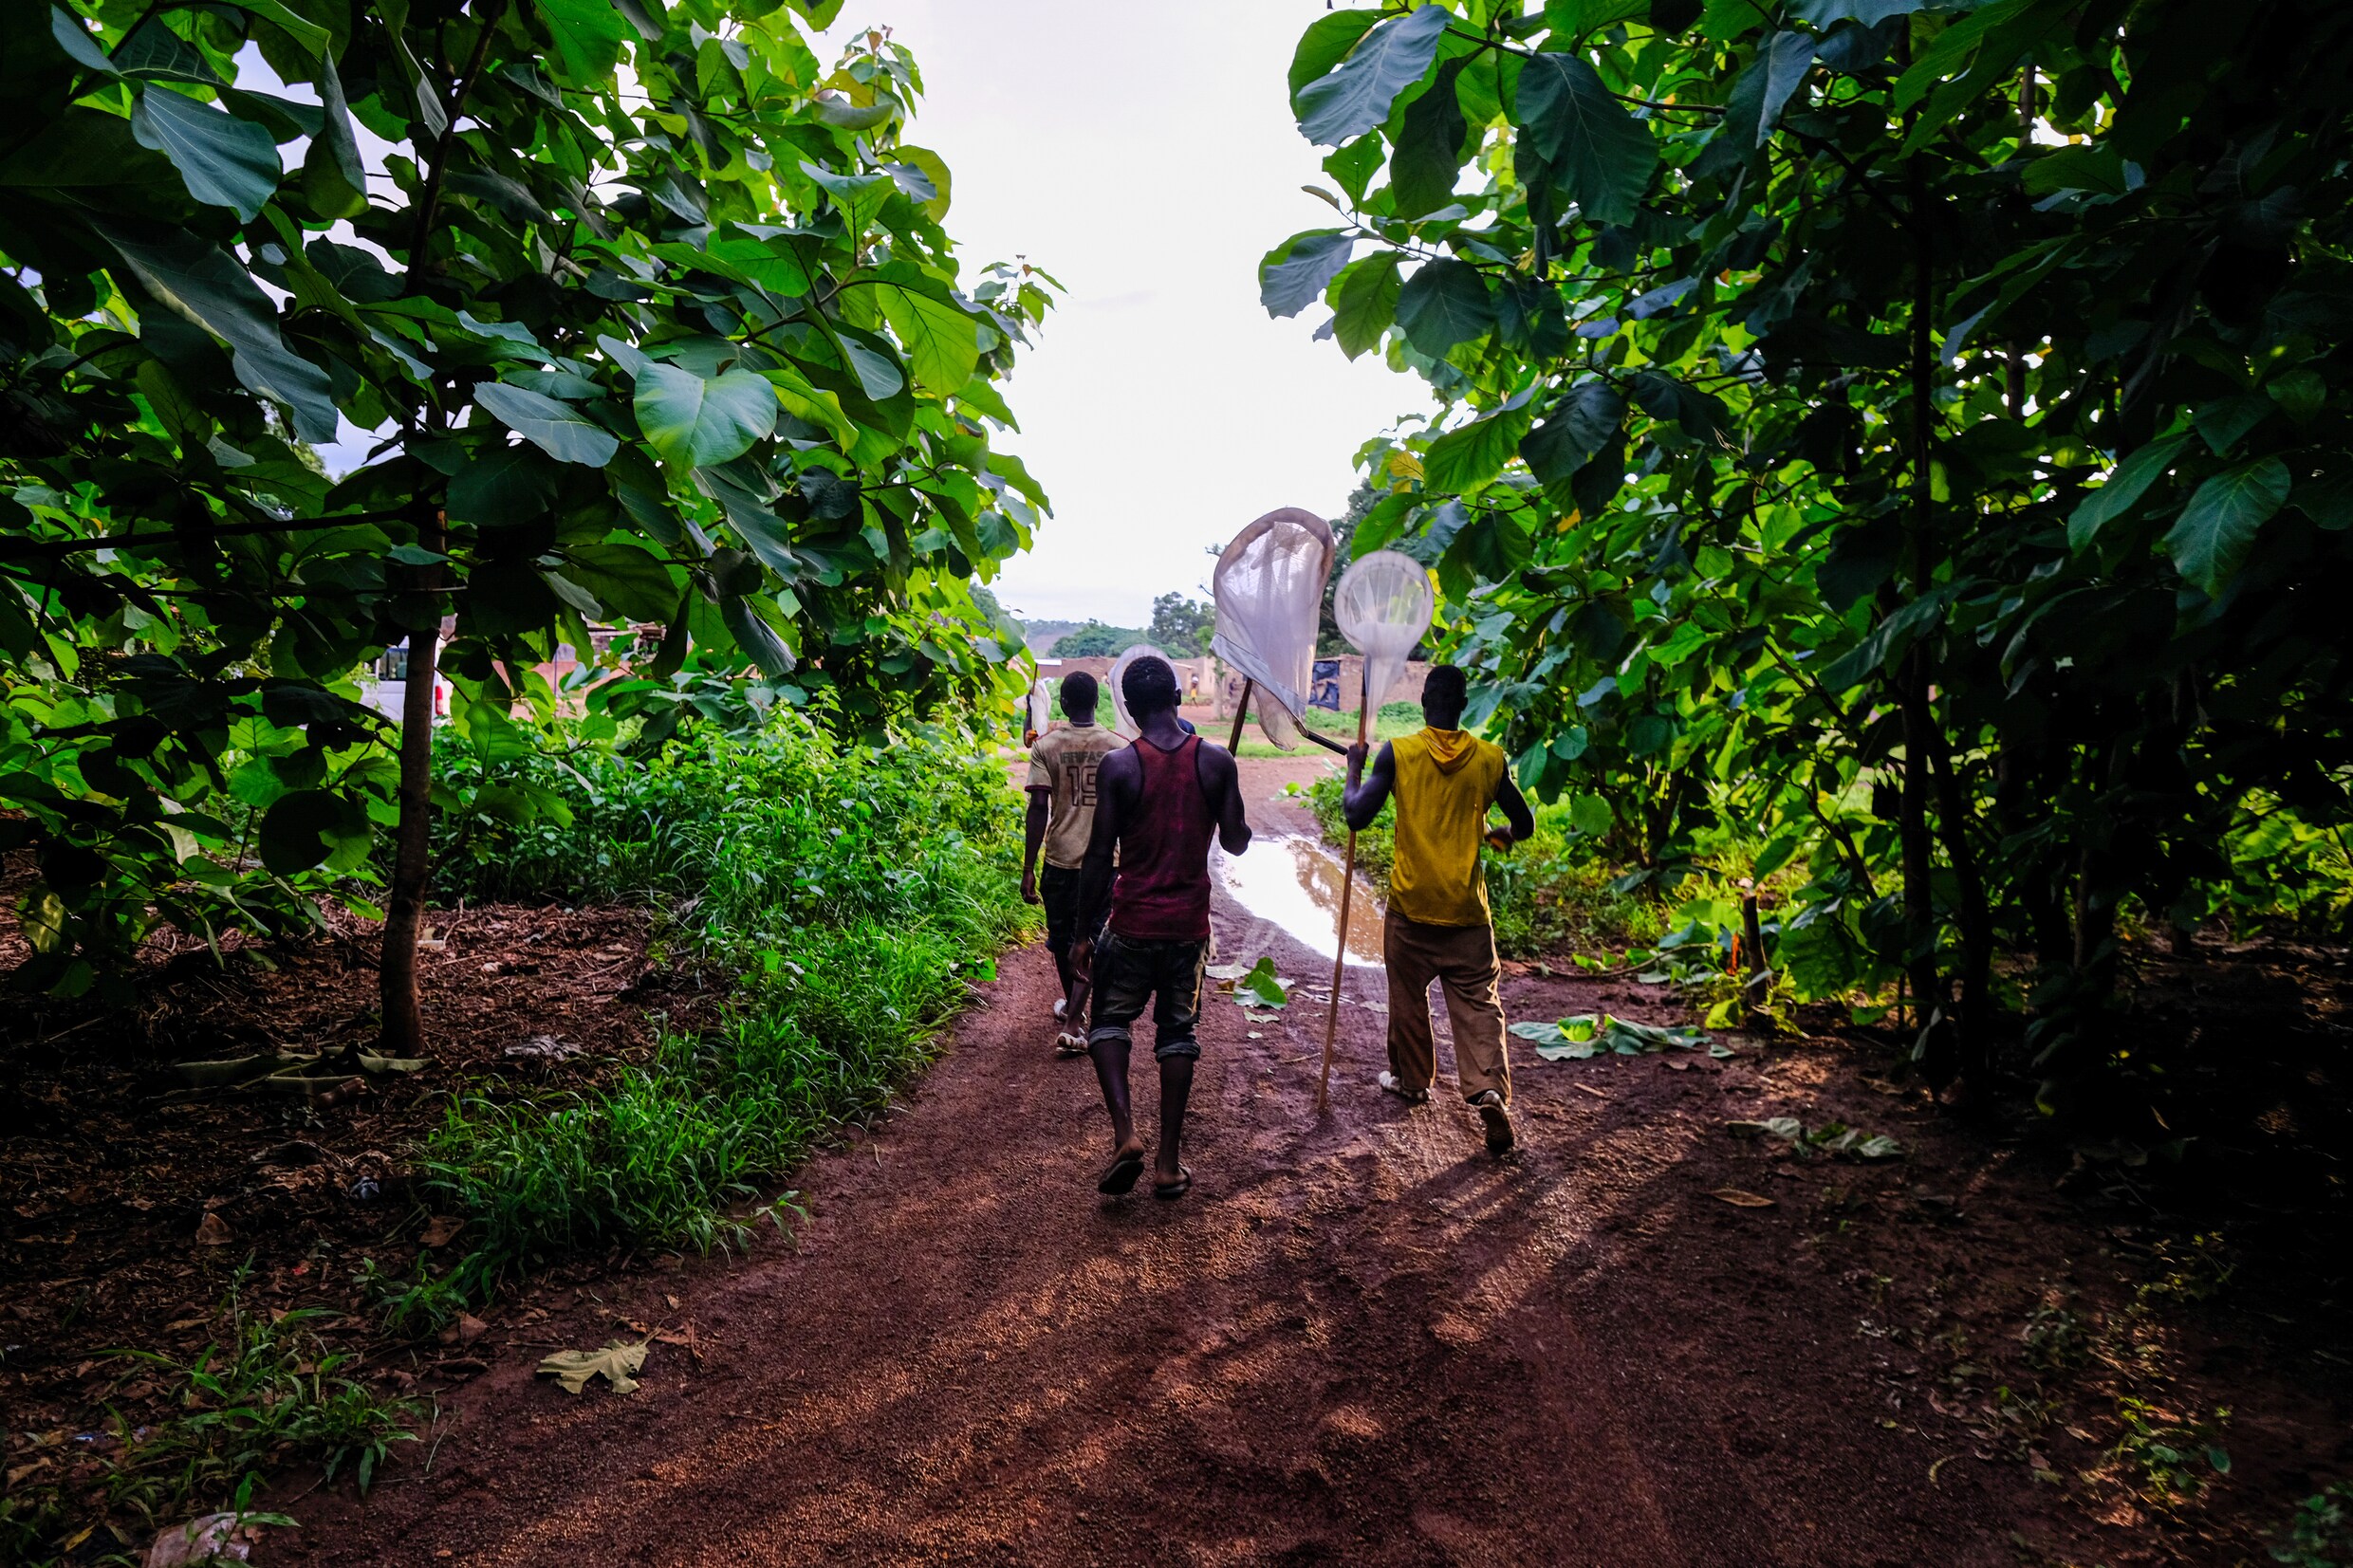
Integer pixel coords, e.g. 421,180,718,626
0,901,714,1514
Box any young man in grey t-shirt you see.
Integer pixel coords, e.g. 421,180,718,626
1021,673,1123,1053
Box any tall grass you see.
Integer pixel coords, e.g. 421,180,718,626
400,711,1031,1309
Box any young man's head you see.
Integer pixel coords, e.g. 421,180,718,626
1121,655,1182,720
1059,671,1099,724
1421,664,1469,729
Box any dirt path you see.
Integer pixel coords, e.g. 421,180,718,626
280,761,2210,1566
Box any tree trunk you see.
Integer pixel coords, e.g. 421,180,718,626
1922,705,1993,1084
379,511,444,1057
1897,661,1949,1072
1996,742,2076,967
1900,136,1956,1082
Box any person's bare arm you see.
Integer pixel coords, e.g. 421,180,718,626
1071,747,1136,955
1020,787,1049,902
1487,770,1537,852
1198,742,1251,856
1343,741,1397,831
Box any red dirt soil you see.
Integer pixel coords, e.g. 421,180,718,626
269,762,2347,1568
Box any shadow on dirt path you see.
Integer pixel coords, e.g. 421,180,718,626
281,758,2143,1567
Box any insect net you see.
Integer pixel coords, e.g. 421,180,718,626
1332,551,1435,715
1106,644,1170,737
1210,507,1336,749
1025,675,1054,736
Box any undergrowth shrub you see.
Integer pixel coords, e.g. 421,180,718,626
396,710,1030,1309
107,1269,418,1526
1304,774,1653,958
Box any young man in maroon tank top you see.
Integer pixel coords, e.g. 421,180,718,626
1070,655,1251,1200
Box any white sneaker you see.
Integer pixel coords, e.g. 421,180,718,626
1378,1071,1429,1105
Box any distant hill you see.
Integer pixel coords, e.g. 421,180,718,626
1016,618,1079,658
1015,617,1201,660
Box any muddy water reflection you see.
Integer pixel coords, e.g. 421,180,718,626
1214,834,1385,967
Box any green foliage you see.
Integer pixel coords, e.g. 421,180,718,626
101,1269,419,1532
1047,620,1149,659
1271,0,2353,1103
1148,591,1215,656
1236,955,1290,1009
1298,701,1423,740
1303,771,1652,956
1510,1011,1709,1058
2272,1482,2353,1568
2110,1396,2231,1503
0,4,1050,991
1047,614,1205,661
1725,1114,1903,1160
413,708,1029,1285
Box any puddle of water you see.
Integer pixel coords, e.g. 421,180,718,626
1214,834,1385,967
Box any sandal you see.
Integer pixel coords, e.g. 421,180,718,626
1054,1031,1088,1057
1097,1148,1145,1195
1152,1167,1193,1201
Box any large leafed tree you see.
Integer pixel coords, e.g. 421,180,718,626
0,0,1051,1052
1267,0,2353,1111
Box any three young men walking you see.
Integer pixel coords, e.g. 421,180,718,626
1029,655,1529,1196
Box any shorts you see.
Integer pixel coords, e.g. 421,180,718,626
1040,863,1088,957
1085,931,1208,1061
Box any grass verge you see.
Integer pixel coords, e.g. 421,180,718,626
1,1266,420,1562
389,710,1033,1324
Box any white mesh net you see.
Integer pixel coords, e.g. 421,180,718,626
1105,644,1167,737
1211,508,1336,750
1025,675,1053,736
1332,551,1435,716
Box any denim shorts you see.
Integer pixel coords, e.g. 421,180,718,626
1085,931,1208,1061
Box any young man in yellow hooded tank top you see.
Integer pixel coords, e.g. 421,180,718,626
1343,664,1536,1156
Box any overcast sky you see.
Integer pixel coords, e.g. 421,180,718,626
301,4,1429,629
815,3,1434,627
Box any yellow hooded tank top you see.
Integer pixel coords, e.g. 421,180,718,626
1386,727,1509,927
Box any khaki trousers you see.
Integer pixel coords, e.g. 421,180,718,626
1382,912,1510,1103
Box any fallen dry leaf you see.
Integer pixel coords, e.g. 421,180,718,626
194,1212,233,1246
538,1339,648,1395
1709,1188,1777,1208
418,1215,464,1248
146,1512,265,1566
438,1313,488,1348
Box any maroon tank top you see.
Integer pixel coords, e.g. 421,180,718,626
1109,733,1214,941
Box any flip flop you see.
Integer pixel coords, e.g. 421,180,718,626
1152,1167,1193,1201
1097,1149,1145,1195
1054,1032,1088,1057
